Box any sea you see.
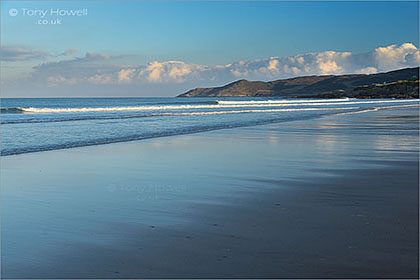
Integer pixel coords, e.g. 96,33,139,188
1,97,418,156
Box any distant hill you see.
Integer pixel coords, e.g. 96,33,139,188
177,67,419,98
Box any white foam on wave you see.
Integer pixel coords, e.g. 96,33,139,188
328,104,419,117
17,99,418,114
2,107,363,124
215,98,351,104
162,107,360,116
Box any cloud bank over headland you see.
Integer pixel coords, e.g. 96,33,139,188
2,43,420,96
31,43,420,84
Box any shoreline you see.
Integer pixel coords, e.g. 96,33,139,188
2,103,419,157
1,106,419,278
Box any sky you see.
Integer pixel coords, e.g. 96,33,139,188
1,1,419,97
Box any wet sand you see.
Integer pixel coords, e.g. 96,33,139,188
1,107,419,278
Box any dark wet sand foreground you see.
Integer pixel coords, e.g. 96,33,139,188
1,107,418,278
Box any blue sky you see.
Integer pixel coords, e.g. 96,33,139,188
1,1,419,97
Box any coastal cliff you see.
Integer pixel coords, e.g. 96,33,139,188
177,67,419,98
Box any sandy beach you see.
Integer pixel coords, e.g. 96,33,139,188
1,106,418,278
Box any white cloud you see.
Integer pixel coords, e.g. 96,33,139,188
137,61,206,83
314,51,351,74
374,43,420,70
118,68,136,83
7,43,420,90
267,59,279,71
356,67,378,74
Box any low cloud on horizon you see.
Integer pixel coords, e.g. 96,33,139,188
2,43,420,97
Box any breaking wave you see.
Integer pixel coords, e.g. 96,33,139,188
3,99,418,114
2,106,359,124
1,107,25,114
